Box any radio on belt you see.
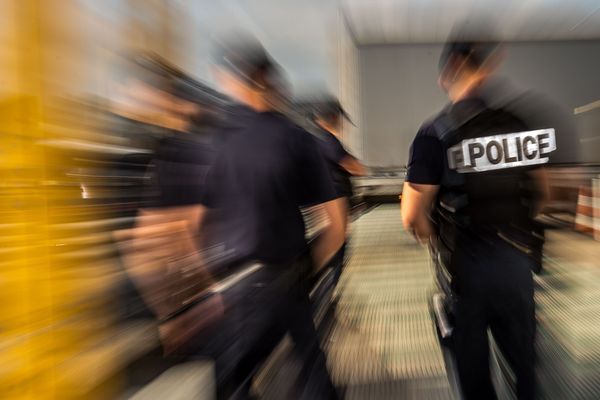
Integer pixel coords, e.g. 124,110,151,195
447,128,556,173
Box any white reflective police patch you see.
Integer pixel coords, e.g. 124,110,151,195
447,128,556,173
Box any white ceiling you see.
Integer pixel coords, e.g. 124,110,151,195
342,0,600,44
171,0,339,91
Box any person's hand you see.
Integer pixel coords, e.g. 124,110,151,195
428,234,438,250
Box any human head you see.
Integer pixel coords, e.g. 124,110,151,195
313,95,353,134
212,31,274,111
115,52,174,112
263,62,292,113
438,23,503,103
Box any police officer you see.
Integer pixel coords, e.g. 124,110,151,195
137,73,239,280
401,29,552,400
199,32,345,400
312,97,367,285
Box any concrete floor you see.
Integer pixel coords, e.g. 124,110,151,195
327,205,455,400
256,206,600,400
257,204,456,399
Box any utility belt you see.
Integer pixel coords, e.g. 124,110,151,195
227,252,315,293
434,206,544,275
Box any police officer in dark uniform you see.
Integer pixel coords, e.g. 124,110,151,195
401,30,553,400
146,81,220,205
199,32,345,400
312,97,367,285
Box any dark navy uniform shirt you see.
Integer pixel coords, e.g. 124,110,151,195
313,127,353,198
150,134,217,207
405,98,545,261
201,108,337,267
405,123,445,185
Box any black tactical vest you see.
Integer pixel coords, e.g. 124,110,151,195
431,99,550,269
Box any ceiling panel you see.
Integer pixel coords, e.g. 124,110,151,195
343,0,600,44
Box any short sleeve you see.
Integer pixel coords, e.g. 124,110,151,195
295,130,338,206
316,134,348,165
405,131,444,185
200,160,221,208
332,140,349,164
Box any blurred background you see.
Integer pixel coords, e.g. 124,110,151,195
1,0,600,399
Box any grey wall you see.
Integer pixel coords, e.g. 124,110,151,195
359,41,600,167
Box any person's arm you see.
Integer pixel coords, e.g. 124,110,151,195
401,127,444,243
340,155,368,176
136,204,206,234
318,133,367,177
311,198,346,269
529,167,550,216
137,153,207,234
296,129,345,268
401,183,439,244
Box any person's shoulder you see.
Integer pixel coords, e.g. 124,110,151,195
247,112,316,151
416,103,452,138
308,126,332,145
415,122,437,138
259,111,301,128
153,136,179,160
263,112,313,139
414,116,443,141
290,126,320,151
286,124,327,158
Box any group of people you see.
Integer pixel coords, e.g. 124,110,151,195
116,26,565,400
117,33,365,400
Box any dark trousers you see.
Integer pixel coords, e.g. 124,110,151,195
331,242,346,289
311,243,347,308
220,258,338,400
452,237,536,400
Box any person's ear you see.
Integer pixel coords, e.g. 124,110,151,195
481,45,505,75
449,54,471,82
438,75,449,92
438,59,456,92
211,66,227,86
328,115,339,128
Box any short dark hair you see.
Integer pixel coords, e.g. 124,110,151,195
212,31,273,89
313,96,353,125
439,21,500,73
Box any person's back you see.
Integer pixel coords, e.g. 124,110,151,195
199,31,344,400
204,109,335,266
309,96,367,295
401,24,552,400
431,100,543,248
151,134,215,207
314,127,353,198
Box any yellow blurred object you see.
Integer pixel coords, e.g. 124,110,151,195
0,1,122,398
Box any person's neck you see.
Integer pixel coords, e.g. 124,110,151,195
238,95,268,112
449,76,485,103
317,121,340,138
225,85,267,112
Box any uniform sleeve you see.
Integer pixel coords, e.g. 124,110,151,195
140,159,161,207
320,135,349,164
405,133,444,185
296,131,338,206
199,159,221,208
